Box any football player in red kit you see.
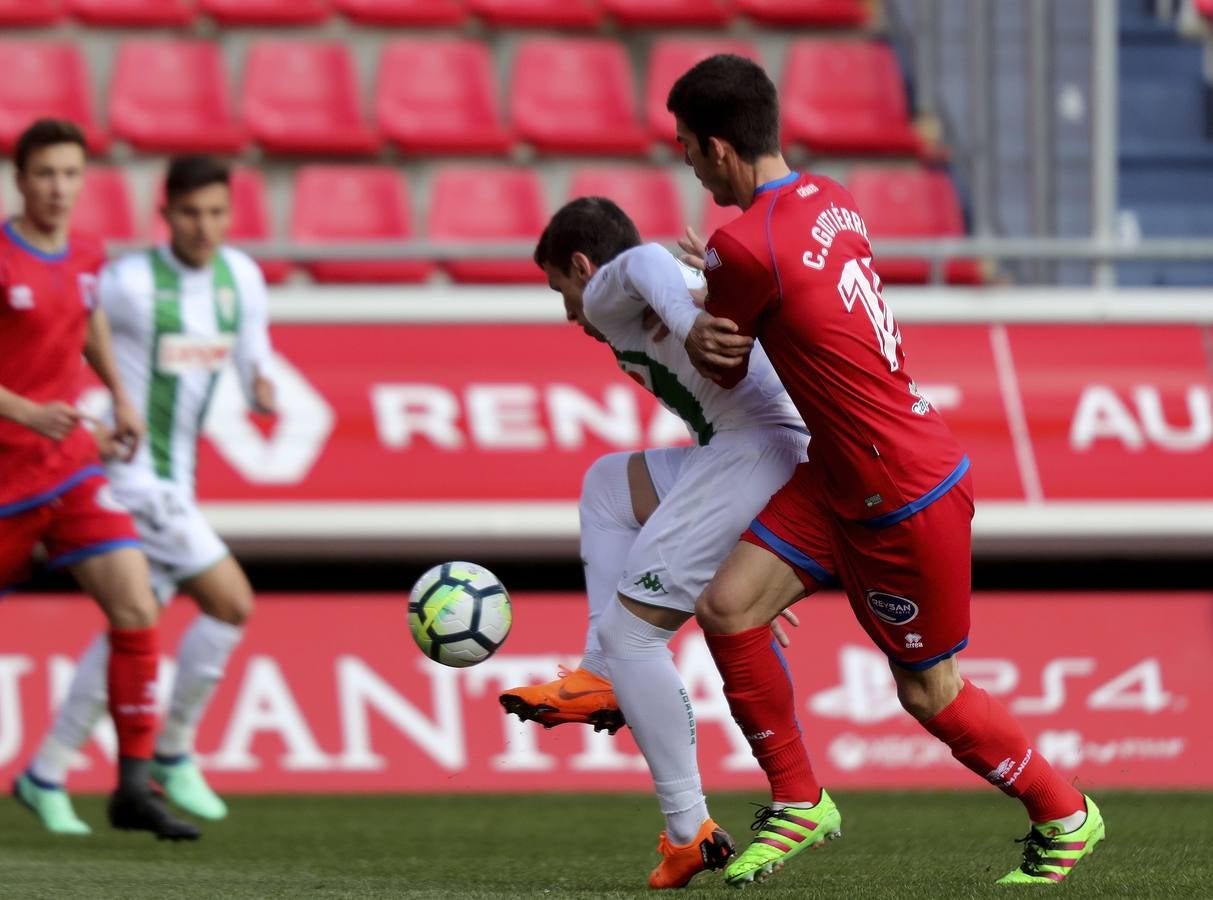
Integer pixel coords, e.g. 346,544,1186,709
659,56,1102,886
0,118,198,840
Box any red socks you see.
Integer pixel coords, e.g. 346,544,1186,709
704,625,821,804
924,679,1084,822
108,627,160,760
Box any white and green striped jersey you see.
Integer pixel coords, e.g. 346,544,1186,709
100,244,272,496
583,243,805,445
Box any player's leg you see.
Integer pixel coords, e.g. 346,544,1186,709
151,552,250,820
500,450,667,730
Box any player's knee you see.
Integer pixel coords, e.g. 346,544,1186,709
579,452,636,529
893,662,963,721
695,580,746,634
106,592,159,629
197,585,254,626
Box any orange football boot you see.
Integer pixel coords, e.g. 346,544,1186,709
649,818,736,889
498,665,625,734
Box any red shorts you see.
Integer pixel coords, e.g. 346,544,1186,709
742,459,975,670
0,468,141,593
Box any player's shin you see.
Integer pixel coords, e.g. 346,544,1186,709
922,679,1085,823
107,626,160,790
29,633,110,786
157,613,243,759
702,626,821,805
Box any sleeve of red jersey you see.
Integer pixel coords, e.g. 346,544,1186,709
702,229,777,388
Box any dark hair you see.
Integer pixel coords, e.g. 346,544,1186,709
534,197,642,274
666,54,780,163
14,118,86,172
165,155,231,203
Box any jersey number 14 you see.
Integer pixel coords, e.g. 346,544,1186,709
837,257,901,372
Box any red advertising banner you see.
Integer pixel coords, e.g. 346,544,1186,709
155,322,1210,505
1,592,1210,792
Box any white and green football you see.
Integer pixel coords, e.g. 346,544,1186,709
408,562,512,667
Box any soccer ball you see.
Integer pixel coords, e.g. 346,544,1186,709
408,561,512,667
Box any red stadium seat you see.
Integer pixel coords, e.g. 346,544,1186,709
512,40,648,156
846,166,982,284
377,39,512,155
74,168,137,242
0,43,107,154
201,0,330,25
0,0,64,26
567,167,684,241
68,0,196,26
111,41,243,154
429,167,548,284
243,42,379,156
604,0,732,27
734,0,866,26
334,0,466,25
701,198,741,238
646,38,760,146
150,168,291,284
291,166,432,284
781,42,920,156
467,0,601,28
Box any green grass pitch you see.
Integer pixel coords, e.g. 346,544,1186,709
1,791,1210,898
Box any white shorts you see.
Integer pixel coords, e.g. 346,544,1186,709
108,477,229,605
618,425,809,613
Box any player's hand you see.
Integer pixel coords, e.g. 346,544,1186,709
641,305,671,342
111,398,144,462
21,401,80,441
677,226,708,271
253,375,277,416
91,423,122,462
771,608,800,649
685,312,752,377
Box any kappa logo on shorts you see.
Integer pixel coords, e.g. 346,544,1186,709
866,590,918,625
634,572,669,595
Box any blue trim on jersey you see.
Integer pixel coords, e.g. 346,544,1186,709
749,519,839,587
753,171,800,197
3,220,70,262
0,466,105,518
861,455,971,530
892,636,970,672
46,538,142,571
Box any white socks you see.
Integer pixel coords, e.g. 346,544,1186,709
156,614,244,759
577,453,640,679
600,599,707,845
29,633,110,785
28,614,245,783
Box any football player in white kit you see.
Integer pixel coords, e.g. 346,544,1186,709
500,197,808,889
16,156,275,832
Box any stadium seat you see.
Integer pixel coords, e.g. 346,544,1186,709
0,43,107,154
334,0,467,25
377,39,512,155
74,168,137,242
604,0,732,28
150,168,291,284
701,198,741,238
0,0,64,26
567,167,684,241
511,40,648,156
734,0,867,26
1118,163,1213,285
243,42,379,156
200,0,330,25
68,0,196,26
846,166,982,284
1119,42,1213,164
467,0,601,28
291,166,433,283
646,38,760,146
110,41,244,154
781,41,921,156
428,167,548,284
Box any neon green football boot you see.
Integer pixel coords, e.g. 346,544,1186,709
151,757,228,821
724,789,842,887
12,772,92,835
997,795,1105,884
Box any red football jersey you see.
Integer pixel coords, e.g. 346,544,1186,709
0,222,106,510
703,172,967,524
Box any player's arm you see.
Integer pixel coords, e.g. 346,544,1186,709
688,232,773,388
0,383,80,440
233,257,276,415
601,243,704,344
85,264,142,460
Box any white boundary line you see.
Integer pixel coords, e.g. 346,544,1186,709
989,324,1045,503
